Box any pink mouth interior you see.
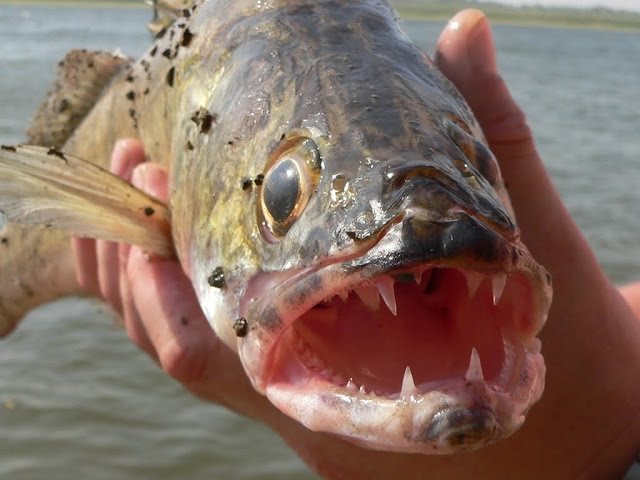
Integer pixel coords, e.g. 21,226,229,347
267,268,535,396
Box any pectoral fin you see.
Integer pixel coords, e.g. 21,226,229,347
0,144,174,256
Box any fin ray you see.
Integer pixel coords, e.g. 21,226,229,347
0,145,173,256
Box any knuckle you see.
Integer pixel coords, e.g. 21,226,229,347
158,338,209,384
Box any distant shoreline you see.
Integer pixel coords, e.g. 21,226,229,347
1,0,638,33
399,10,640,33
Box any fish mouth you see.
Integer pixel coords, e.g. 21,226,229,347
240,215,550,454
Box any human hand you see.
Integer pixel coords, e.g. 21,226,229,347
72,10,640,479
71,140,272,421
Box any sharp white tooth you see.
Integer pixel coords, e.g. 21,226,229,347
359,385,367,394
338,290,349,302
377,277,397,316
401,366,416,397
464,271,484,298
492,274,507,305
413,269,423,285
346,379,357,392
354,286,380,311
465,347,484,382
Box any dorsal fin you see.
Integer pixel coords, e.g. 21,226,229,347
147,0,197,35
26,50,130,149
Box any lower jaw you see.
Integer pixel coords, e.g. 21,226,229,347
261,332,545,454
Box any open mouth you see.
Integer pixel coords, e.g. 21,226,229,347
269,266,534,397
238,217,550,453
244,263,546,453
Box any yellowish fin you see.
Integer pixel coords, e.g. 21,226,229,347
0,145,173,256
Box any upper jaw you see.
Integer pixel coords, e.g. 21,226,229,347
238,213,551,452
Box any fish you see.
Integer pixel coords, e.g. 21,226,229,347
0,0,552,454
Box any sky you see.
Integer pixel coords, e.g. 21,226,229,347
478,0,640,12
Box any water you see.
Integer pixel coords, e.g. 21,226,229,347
0,4,639,479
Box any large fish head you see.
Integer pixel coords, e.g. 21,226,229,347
175,1,552,454
236,116,551,454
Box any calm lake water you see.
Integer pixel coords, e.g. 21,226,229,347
1,4,639,479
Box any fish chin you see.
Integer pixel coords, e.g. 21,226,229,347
239,223,549,454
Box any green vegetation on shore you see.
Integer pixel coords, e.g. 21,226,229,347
394,1,640,32
0,0,639,32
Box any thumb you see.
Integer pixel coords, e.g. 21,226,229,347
435,9,538,181
434,10,606,295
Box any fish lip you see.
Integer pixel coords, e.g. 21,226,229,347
239,213,551,453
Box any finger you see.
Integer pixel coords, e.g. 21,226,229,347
104,140,158,356
96,239,122,314
71,237,100,296
127,246,224,386
119,241,158,360
127,163,230,388
95,139,148,314
434,10,603,283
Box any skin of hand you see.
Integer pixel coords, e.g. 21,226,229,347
72,10,640,479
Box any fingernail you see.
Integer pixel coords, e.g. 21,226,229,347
131,164,148,191
465,11,497,74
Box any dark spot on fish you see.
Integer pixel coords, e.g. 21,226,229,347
126,74,135,82
182,8,191,18
169,29,175,41
345,231,357,240
1,145,16,152
241,178,253,191
180,316,189,326
150,45,158,57
227,140,234,146
166,67,175,87
1,237,8,245
126,90,135,101
186,140,194,151
200,114,214,133
254,174,264,186
46,147,66,161
233,317,248,337
190,108,215,134
87,60,94,68
144,88,150,95
280,133,286,141
162,48,172,59
181,28,193,47
129,108,136,119
155,27,167,39
207,267,225,288
58,98,69,112
144,207,155,217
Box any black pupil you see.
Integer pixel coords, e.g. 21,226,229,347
264,159,301,225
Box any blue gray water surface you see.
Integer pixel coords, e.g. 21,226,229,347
0,4,639,479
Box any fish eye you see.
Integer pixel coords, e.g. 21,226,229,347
259,137,321,240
